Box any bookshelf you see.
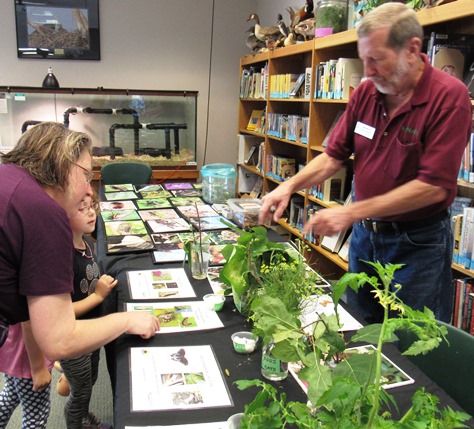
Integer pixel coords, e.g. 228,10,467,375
237,0,474,279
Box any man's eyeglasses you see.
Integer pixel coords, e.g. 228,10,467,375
78,202,99,214
74,163,94,184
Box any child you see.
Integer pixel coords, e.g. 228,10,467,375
0,322,53,428
59,195,117,429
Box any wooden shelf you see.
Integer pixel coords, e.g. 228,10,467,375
309,242,349,271
238,163,262,176
238,129,266,138
452,263,474,277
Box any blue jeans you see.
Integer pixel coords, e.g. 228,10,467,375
347,217,453,324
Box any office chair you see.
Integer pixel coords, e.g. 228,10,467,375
100,162,152,185
397,320,474,416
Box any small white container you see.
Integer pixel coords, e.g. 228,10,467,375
231,331,258,353
227,412,243,429
203,293,225,311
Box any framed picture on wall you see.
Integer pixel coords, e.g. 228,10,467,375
15,0,100,60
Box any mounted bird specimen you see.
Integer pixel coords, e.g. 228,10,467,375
247,13,281,44
277,13,289,38
294,17,316,40
288,0,314,28
246,26,266,53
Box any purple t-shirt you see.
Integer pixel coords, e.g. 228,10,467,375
0,164,74,324
325,54,472,222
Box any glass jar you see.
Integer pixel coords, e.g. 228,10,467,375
189,241,210,280
261,339,288,381
315,0,349,38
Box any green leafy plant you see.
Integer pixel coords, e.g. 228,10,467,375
236,261,471,428
219,225,300,314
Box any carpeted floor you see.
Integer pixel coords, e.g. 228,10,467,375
0,348,114,428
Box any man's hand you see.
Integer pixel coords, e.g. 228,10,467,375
303,206,356,237
259,184,293,225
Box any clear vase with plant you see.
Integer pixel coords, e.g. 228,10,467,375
236,261,471,428
251,246,325,382
183,203,211,280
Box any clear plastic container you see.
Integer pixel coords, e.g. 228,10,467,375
201,163,237,204
227,198,262,229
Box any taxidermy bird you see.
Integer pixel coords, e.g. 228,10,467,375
247,13,281,43
294,17,316,41
288,0,314,28
246,26,266,53
284,32,296,47
277,13,289,38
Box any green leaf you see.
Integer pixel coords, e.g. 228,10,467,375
332,352,376,386
300,360,333,405
272,338,302,363
351,324,385,344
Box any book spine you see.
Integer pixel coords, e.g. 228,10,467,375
462,280,473,330
453,214,463,264
426,31,436,64
469,293,474,335
304,67,312,100
453,278,465,328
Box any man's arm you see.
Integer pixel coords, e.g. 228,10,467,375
27,293,160,360
259,152,344,224
303,179,448,236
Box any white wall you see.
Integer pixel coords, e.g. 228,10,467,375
256,1,303,29
0,0,275,167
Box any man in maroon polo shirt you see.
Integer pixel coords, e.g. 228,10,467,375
259,2,472,323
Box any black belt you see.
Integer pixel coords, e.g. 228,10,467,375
361,210,448,235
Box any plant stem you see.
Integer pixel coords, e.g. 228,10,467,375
366,280,390,428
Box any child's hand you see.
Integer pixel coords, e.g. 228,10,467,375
94,274,118,300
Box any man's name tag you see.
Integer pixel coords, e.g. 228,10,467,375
355,121,376,140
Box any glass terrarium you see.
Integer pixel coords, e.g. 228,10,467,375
0,87,197,168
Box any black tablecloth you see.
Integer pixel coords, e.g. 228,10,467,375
95,216,473,429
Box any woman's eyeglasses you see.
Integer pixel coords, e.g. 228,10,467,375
74,163,94,183
78,202,99,214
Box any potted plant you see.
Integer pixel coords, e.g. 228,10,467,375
236,261,471,428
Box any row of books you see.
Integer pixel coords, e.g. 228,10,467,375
457,132,474,184
267,113,309,143
314,58,364,100
453,205,474,269
308,167,347,202
268,69,311,99
265,154,296,182
452,277,474,335
240,59,360,101
426,32,474,82
239,63,268,99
